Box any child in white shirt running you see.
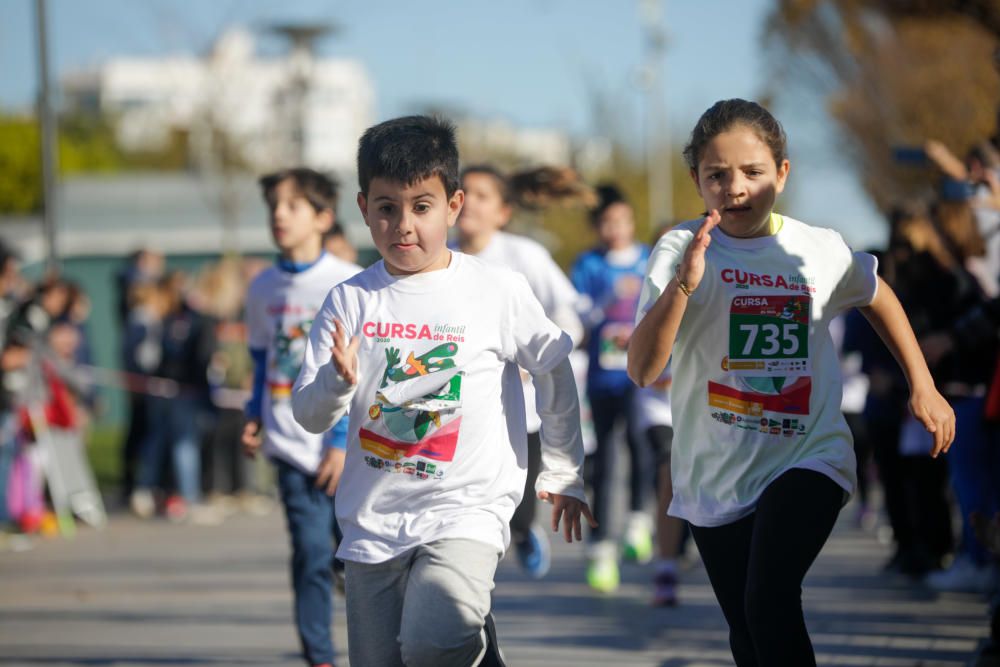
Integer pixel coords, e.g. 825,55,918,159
292,116,595,667
455,164,584,579
243,168,361,667
629,99,955,667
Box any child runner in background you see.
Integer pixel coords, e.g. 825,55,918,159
632,361,687,607
455,164,584,579
572,185,652,593
243,168,360,667
629,98,955,666
292,116,595,667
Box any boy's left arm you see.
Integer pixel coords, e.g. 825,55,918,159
859,276,956,456
532,356,597,542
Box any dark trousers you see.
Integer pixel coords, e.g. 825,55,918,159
868,397,953,569
690,469,843,667
207,407,256,495
275,458,341,666
121,393,149,498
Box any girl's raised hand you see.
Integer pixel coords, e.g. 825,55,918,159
909,384,956,458
330,319,360,386
677,209,721,292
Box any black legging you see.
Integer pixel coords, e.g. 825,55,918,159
585,385,650,542
690,468,843,667
509,431,542,543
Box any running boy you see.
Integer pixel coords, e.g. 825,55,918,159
455,164,584,579
292,116,594,667
243,168,360,667
628,98,955,666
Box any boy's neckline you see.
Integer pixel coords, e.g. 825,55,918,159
277,251,326,274
376,251,463,293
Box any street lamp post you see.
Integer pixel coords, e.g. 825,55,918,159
35,0,59,271
638,0,671,229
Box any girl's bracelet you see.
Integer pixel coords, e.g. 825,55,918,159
674,268,694,297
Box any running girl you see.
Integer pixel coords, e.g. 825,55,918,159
628,98,955,666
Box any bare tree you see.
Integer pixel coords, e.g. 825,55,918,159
766,0,1000,210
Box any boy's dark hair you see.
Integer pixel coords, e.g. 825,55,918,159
0,239,19,272
683,99,787,171
259,168,339,214
357,115,460,197
589,183,628,226
461,164,512,205
322,222,346,243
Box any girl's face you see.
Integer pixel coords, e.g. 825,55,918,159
596,202,635,250
457,173,511,241
692,125,790,238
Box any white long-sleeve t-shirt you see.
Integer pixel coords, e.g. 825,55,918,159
292,251,585,563
245,253,361,473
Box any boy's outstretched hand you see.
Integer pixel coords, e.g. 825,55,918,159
538,491,598,543
330,319,360,385
910,384,956,458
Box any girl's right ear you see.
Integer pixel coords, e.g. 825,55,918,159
689,168,701,196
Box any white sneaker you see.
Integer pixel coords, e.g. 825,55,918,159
926,556,998,594
129,490,155,519
586,540,620,593
622,512,654,564
188,503,225,526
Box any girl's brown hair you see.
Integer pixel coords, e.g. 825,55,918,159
683,99,788,170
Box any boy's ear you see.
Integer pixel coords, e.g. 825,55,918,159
357,192,370,226
498,203,514,229
446,189,465,227
317,208,334,234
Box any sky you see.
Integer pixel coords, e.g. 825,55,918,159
0,0,887,249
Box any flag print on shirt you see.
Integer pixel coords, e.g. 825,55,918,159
360,341,463,480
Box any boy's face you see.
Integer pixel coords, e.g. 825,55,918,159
358,175,464,276
596,202,635,250
268,178,333,255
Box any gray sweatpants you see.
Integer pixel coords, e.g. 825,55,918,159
344,538,501,667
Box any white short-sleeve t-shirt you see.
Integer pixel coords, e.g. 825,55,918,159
636,214,878,527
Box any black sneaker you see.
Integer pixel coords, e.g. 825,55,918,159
478,612,507,667
332,557,346,595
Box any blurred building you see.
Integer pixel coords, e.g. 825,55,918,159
455,115,612,176
457,116,572,166
1,173,375,265
62,28,374,173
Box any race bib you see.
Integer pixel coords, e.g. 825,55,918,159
598,322,632,370
726,295,810,377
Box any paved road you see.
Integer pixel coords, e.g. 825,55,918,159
0,506,991,666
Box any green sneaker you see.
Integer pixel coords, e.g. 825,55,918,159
622,512,654,564
586,542,620,593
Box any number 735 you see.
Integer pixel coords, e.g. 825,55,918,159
740,323,800,356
